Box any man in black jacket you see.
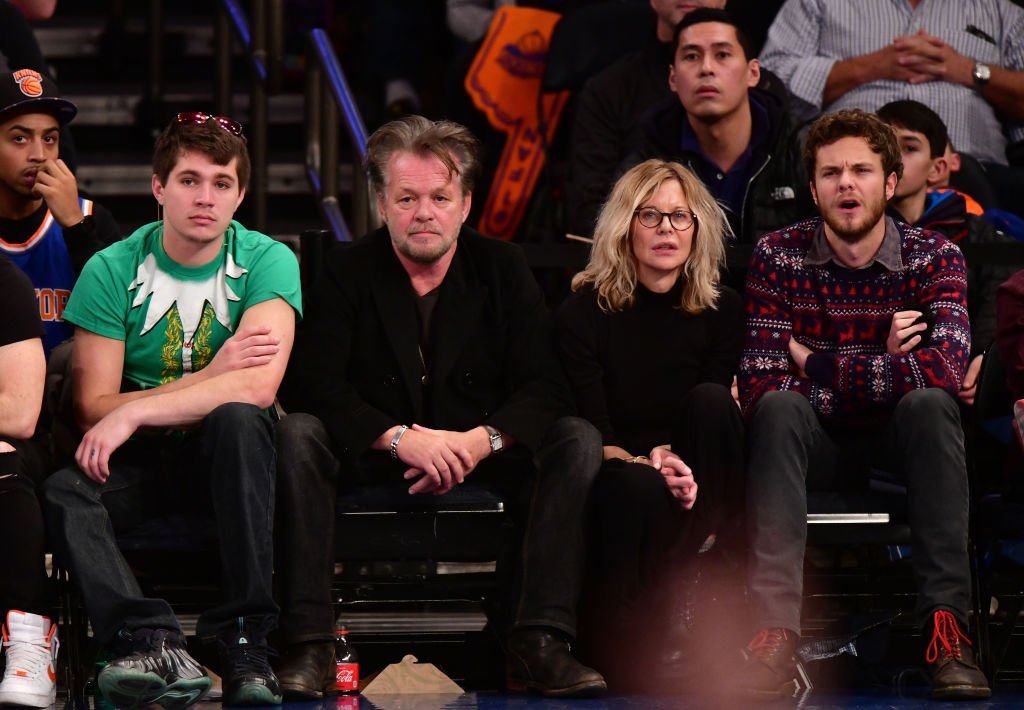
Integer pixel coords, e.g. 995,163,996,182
274,116,605,699
566,0,727,240
618,9,812,284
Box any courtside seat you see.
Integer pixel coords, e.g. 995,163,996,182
335,484,510,566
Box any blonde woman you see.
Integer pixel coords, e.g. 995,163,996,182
557,159,745,686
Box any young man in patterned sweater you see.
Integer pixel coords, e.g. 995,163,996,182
737,109,989,701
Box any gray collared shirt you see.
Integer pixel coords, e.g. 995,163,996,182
803,216,903,271
760,0,1024,165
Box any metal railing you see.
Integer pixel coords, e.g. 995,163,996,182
304,27,379,242
214,0,284,231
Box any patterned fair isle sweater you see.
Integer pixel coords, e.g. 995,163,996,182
739,216,971,421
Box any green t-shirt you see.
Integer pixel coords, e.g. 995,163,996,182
64,220,302,390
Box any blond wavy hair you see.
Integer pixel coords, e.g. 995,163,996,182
572,160,731,313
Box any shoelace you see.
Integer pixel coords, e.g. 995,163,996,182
3,636,58,679
227,641,277,676
926,609,972,664
747,628,789,661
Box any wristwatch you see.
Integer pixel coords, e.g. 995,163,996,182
972,61,991,88
484,425,504,454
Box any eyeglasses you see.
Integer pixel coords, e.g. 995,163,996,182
633,208,696,231
175,112,246,140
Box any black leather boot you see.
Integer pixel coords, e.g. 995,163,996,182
505,628,607,698
277,641,336,700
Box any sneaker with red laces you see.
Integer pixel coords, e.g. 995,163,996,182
741,627,807,700
925,610,990,700
0,611,59,708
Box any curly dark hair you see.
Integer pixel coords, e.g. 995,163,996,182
802,108,903,182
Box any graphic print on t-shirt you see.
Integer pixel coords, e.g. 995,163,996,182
129,250,247,379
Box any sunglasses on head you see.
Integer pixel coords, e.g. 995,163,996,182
175,112,246,140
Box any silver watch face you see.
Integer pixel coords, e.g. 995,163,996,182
974,62,991,84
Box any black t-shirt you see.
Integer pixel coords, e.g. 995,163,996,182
0,252,45,346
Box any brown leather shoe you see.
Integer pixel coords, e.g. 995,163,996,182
925,610,991,700
276,641,335,700
741,628,805,700
506,628,607,698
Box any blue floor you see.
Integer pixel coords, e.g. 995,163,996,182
160,687,1024,709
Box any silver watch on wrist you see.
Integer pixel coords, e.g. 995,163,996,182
484,425,504,454
972,61,991,88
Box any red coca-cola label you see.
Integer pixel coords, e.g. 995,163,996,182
336,662,359,692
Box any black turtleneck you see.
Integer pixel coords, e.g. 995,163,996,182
555,279,743,453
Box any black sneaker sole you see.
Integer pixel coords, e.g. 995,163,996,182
99,668,211,710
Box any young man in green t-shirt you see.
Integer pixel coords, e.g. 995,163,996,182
44,113,302,709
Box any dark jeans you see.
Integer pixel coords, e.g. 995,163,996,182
274,414,602,644
0,437,52,617
43,403,278,645
746,389,971,633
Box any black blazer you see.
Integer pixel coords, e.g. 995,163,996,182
279,226,570,460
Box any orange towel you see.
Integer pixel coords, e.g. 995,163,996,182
464,6,570,240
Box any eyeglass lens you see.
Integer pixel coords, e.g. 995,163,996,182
636,208,693,230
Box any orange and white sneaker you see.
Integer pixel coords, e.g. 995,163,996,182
0,611,59,707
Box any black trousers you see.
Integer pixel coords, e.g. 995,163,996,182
274,414,602,645
0,436,52,617
746,388,971,633
577,383,745,688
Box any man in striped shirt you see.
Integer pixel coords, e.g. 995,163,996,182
760,0,1024,215
738,109,989,701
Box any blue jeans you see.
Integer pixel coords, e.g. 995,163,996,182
43,402,279,644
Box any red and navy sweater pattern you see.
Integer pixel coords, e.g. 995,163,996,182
739,217,970,420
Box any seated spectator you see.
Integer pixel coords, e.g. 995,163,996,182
0,68,119,355
738,109,989,700
618,8,812,283
0,5,80,170
0,253,54,709
878,99,1017,407
1000,269,1024,389
273,115,606,700
43,113,301,709
997,269,1024,493
556,159,744,687
567,0,728,238
760,0,1024,215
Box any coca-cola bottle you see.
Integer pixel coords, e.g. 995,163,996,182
335,624,360,695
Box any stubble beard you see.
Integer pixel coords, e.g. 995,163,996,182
395,232,456,265
821,194,888,244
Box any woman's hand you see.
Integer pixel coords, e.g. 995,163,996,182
650,445,697,510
